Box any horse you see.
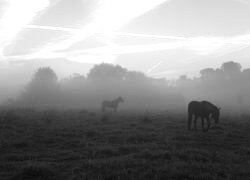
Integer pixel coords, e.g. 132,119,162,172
188,101,220,131
102,97,124,112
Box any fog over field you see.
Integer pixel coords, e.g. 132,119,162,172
1,61,250,114
1,0,250,113
2,0,250,179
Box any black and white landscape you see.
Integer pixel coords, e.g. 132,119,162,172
0,0,250,179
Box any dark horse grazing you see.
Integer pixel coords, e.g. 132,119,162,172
188,101,220,131
102,97,124,112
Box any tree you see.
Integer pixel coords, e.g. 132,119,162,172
32,67,57,83
27,67,58,91
125,71,148,82
179,75,188,81
200,68,215,78
87,63,128,81
22,67,60,106
221,61,241,78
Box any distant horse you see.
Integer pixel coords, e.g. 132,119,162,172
188,101,220,131
102,97,124,112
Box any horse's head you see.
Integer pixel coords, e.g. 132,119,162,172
212,107,220,124
118,97,124,102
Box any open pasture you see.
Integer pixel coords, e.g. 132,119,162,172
0,109,250,180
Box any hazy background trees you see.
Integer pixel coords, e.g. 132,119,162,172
177,61,250,113
60,63,184,111
19,67,61,108
2,61,250,113
5,63,183,111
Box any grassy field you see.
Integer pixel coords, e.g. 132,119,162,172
0,109,250,180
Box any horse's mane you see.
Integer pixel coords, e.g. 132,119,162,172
201,101,218,109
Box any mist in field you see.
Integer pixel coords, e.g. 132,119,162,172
1,61,249,114
3,0,250,179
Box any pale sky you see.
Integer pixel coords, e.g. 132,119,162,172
1,0,250,79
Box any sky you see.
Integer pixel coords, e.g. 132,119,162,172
1,0,250,80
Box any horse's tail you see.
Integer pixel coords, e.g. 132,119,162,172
187,104,192,130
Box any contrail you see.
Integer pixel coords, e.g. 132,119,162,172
27,0,171,57
24,24,250,45
25,24,188,40
111,32,187,40
25,25,78,33
146,61,164,74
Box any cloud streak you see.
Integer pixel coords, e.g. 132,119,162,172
25,24,77,33
68,34,250,55
0,0,50,60
26,0,170,58
8,28,250,66
23,24,250,56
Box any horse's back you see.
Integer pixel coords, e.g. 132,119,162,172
188,100,216,115
188,101,201,113
201,101,217,111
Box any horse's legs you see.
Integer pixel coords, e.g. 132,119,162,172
188,113,192,130
206,117,211,131
102,104,105,112
193,116,198,131
201,117,205,132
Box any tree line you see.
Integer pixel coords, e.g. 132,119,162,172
7,64,183,111
4,61,250,113
177,61,250,113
